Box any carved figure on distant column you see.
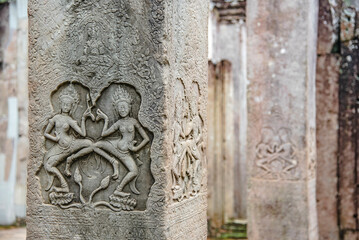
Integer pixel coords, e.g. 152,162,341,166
171,81,204,201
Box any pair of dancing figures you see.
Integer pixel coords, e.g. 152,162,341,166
43,85,149,198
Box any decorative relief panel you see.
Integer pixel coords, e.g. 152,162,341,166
171,80,205,201
28,0,208,238
38,82,154,211
254,105,299,180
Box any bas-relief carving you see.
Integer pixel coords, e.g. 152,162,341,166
28,0,167,214
254,105,299,180
171,80,204,201
28,0,207,238
38,82,153,211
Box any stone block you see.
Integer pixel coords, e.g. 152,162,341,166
246,0,319,239
316,54,340,240
27,1,208,239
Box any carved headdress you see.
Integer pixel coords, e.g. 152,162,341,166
59,84,79,114
112,86,133,106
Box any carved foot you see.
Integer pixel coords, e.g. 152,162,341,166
114,190,130,197
51,185,69,193
49,191,74,206
172,185,184,201
109,193,137,211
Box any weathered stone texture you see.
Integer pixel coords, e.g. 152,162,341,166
317,0,340,54
338,39,359,237
247,0,318,239
27,1,208,239
335,1,359,238
316,54,340,240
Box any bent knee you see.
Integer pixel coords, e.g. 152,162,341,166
83,139,93,147
129,168,139,176
44,162,54,172
94,141,105,148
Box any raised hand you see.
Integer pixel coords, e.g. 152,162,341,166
83,108,94,120
96,108,108,121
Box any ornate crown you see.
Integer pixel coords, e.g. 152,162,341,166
112,86,133,105
59,84,79,104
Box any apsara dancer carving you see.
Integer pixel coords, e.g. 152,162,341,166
94,86,150,197
43,84,93,193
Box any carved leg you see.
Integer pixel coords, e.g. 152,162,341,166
256,157,270,170
49,167,69,193
65,147,94,176
45,155,69,192
115,154,139,196
283,158,298,173
93,147,119,179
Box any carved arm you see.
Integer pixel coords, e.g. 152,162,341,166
97,109,117,137
44,118,58,142
131,121,150,152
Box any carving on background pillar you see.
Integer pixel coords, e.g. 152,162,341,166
254,105,298,180
171,80,205,201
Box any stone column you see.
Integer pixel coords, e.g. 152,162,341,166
0,0,28,225
209,0,247,219
315,1,340,239
246,1,318,239
27,1,208,239
207,60,234,231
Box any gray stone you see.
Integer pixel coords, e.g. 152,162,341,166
208,0,247,220
316,54,340,240
27,1,208,239
0,1,28,225
246,0,319,239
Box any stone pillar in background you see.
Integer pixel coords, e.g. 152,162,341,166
208,0,247,220
0,0,28,225
337,2,359,239
315,0,340,239
27,1,208,239
246,0,318,239
207,60,234,231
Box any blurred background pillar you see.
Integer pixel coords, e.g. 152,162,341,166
246,0,319,239
207,1,247,232
0,0,28,225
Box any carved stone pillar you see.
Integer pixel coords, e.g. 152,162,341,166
246,1,319,239
27,1,208,239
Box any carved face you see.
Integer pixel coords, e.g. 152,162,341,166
117,101,131,117
87,23,98,38
61,97,74,113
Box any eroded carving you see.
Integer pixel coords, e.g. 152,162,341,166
171,81,204,201
254,106,298,179
255,127,297,179
40,82,152,211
